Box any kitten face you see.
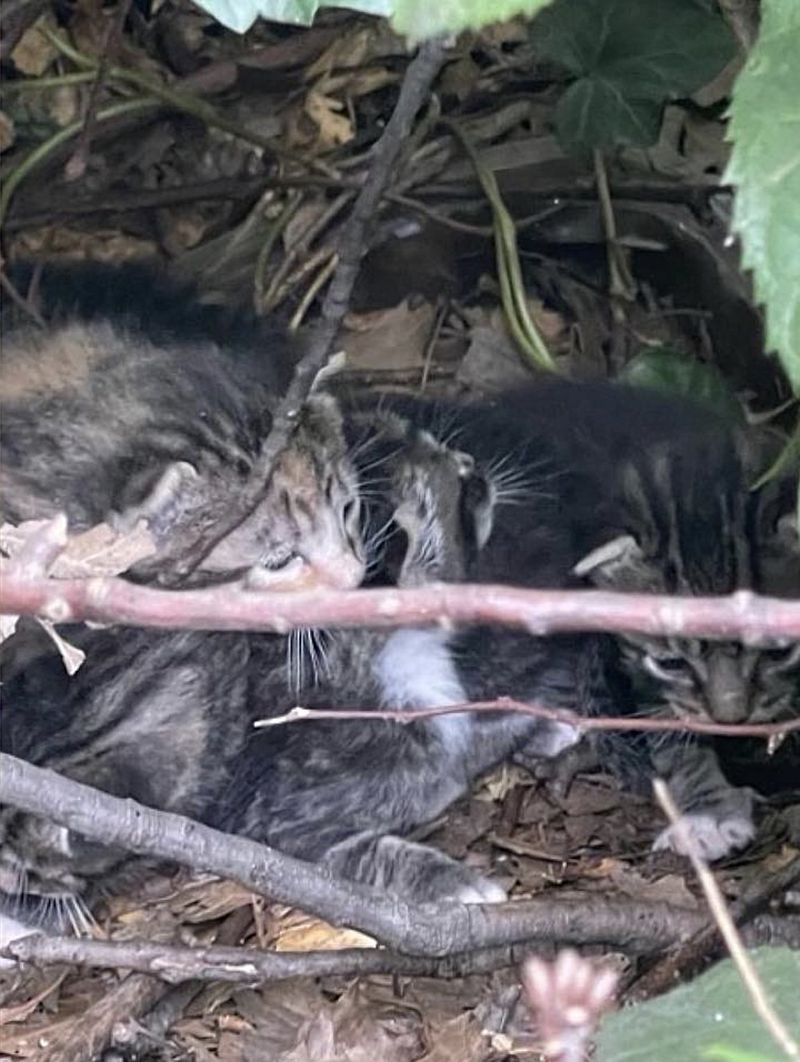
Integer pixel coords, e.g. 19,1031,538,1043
193,397,366,590
575,467,800,724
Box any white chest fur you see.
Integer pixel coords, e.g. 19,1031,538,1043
373,628,471,753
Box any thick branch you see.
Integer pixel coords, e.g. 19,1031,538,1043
3,571,798,643
2,936,536,984
0,755,707,957
8,918,800,987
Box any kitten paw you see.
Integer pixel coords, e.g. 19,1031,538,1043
653,811,756,862
450,873,507,905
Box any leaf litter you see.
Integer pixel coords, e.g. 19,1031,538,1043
1,0,798,1057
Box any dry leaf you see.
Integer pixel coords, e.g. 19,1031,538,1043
10,15,58,75
418,1012,488,1062
0,111,15,154
0,520,156,578
304,91,354,150
342,300,437,372
273,910,377,952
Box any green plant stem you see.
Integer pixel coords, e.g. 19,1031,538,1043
442,118,557,373
254,191,304,313
750,421,800,491
2,71,97,91
0,97,156,233
593,148,635,301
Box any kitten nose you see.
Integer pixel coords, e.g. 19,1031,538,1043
305,547,365,590
706,654,750,723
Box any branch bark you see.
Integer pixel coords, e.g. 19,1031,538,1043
3,572,799,643
0,754,709,958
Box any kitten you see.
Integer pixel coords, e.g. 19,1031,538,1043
355,381,799,861
0,409,506,960
1,261,364,590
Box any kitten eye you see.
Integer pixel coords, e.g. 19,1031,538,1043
342,497,360,527
643,654,691,684
264,547,297,571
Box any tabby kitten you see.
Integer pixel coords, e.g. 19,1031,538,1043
1,261,364,590
0,408,509,957
360,381,800,860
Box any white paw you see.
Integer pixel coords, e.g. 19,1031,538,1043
653,812,756,862
453,875,507,905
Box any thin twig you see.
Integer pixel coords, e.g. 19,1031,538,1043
254,699,800,741
625,854,800,1002
289,251,339,332
2,570,799,644
148,39,448,585
64,0,132,182
0,754,710,958
653,780,799,1060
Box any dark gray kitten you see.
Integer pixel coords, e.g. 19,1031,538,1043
359,381,799,861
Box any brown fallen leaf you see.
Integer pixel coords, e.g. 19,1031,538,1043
0,973,67,1027
10,15,58,75
273,909,377,952
342,300,437,373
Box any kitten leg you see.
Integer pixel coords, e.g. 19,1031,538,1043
650,740,757,861
322,831,507,905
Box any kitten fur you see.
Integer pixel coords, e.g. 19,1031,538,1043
0,408,533,948
1,260,365,590
347,381,799,860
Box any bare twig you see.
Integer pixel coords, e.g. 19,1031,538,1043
64,0,132,182
255,700,800,741
0,755,710,958
653,780,799,1060
625,854,800,1002
149,38,448,585
2,570,798,644
3,934,551,985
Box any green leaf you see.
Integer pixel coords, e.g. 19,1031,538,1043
190,0,391,33
621,347,746,424
726,0,800,394
392,0,553,42
532,0,736,153
556,79,662,152
595,947,800,1062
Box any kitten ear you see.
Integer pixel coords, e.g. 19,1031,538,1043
573,534,658,590
113,461,200,541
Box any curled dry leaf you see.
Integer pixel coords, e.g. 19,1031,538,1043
0,519,156,672
273,908,377,952
0,519,156,579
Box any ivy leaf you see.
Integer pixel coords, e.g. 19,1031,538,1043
533,0,736,153
621,347,746,424
726,0,800,394
556,79,662,152
189,0,391,33
595,948,800,1062
392,0,553,42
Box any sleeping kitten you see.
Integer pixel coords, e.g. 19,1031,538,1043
1,261,364,590
0,408,510,961
356,381,799,861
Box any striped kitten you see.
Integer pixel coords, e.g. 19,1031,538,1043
0,408,506,958
1,261,364,590
360,381,799,861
